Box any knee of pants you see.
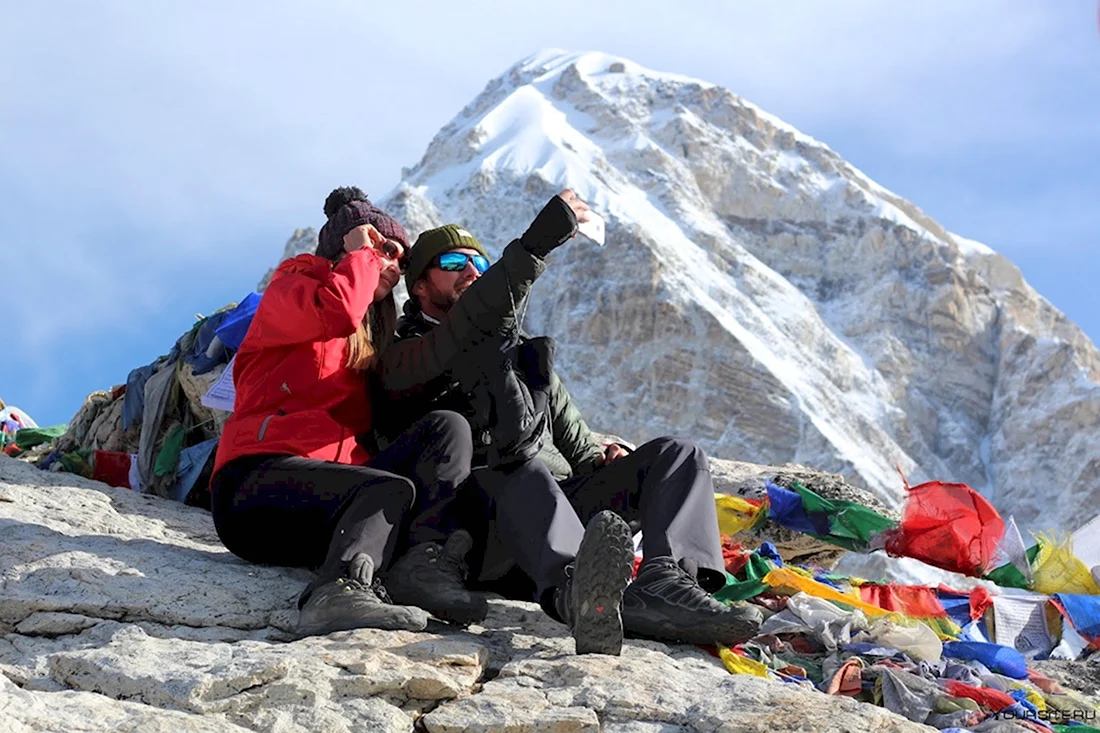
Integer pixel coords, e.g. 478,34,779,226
498,459,558,500
368,475,416,514
641,436,706,464
421,410,472,443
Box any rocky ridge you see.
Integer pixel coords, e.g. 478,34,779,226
1,455,949,732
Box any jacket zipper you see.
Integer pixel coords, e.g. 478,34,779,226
257,414,274,442
257,410,286,442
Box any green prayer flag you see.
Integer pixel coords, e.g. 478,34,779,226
58,450,94,479
14,424,67,449
790,481,898,552
983,543,1042,591
713,553,773,602
983,562,1030,590
154,424,186,477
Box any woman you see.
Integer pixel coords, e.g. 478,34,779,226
211,187,485,637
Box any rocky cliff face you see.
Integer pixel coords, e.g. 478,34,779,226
354,50,1097,533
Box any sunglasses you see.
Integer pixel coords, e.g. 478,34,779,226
378,239,409,273
436,251,490,274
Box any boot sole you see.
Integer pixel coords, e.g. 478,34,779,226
570,510,635,656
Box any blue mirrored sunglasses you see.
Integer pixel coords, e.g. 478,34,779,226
436,251,490,274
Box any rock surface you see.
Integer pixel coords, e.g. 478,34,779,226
0,455,947,732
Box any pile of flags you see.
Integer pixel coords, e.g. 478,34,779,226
714,476,1100,659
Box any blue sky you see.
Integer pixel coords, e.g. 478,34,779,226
2,1,1097,427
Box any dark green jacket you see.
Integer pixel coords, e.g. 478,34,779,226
540,370,605,479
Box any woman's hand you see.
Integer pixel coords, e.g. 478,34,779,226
343,223,383,255
342,224,406,301
343,224,405,266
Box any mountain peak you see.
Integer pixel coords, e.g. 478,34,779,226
403,50,733,201
515,48,713,87
378,51,1100,532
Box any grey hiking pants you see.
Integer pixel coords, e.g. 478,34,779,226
477,436,725,612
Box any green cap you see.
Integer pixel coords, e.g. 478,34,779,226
404,224,490,292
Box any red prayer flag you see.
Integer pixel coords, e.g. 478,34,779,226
721,537,751,575
860,583,948,618
92,450,132,489
937,584,995,622
884,480,1005,577
942,680,1016,712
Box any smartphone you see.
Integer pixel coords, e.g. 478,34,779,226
576,211,606,246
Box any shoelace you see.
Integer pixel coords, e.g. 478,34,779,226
371,577,394,604
665,567,704,597
337,576,367,591
335,575,394,605
555,564,577,627
637,560,717,609
671,565,734,611
427,545,470,584
640,560,701,586
676,564,705,592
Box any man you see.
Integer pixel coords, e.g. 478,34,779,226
389,216,763,655
375,192,642,654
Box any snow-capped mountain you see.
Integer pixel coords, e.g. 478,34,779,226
271,50,1100,533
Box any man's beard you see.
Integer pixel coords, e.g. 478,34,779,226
428,288,462,314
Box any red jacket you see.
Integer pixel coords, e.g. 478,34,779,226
212,248,382,477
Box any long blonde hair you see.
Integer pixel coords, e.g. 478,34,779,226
346,292,397,370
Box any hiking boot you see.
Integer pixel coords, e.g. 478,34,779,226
385,530,489,626
296,553,429,637
622,556,762,646
553,510,635,656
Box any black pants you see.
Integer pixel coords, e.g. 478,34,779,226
477,436,725,606
211,411,472,605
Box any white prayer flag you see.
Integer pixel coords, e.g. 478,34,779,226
991,595,1053,658
1071,514,1100,570
991,516,1032,581
200,357,236,413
